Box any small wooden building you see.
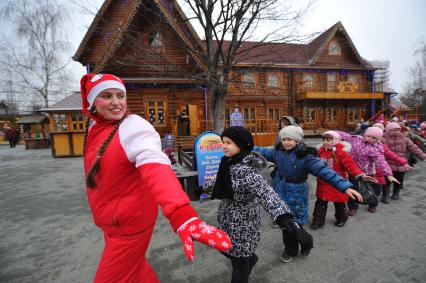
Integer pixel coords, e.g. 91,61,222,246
40,93,85,157
17,114,50,149
73,0,389,146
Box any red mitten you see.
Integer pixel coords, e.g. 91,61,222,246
177,217,232,261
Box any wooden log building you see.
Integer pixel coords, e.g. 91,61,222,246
40,92,85,157
72,0,388,147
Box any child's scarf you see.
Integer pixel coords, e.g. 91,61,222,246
211,151,250,200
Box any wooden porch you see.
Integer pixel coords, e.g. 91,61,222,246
295,81,384,100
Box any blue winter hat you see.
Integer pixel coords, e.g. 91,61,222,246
360,123,370,130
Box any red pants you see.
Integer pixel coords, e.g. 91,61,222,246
94,227,159,283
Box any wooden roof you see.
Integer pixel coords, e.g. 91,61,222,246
40,92,82,112
17,115,49,124
227,22,371,69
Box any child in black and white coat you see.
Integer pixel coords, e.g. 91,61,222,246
203,126,313,283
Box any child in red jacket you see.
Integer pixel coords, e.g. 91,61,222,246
311,131,375,228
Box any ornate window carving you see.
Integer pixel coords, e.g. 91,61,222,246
242,73,256,88
267,74,279,88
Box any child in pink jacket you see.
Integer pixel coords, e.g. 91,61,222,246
337,127,399,216
372,123,410,204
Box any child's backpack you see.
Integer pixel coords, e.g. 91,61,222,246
354,179,378,207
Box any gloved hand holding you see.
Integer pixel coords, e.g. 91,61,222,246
177,217,232,261
276,213,314,256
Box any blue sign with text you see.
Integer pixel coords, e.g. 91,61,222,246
194,131,224,187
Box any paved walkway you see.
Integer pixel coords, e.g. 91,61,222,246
0,143,425,282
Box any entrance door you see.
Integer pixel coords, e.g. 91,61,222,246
188,104,199,136
325,106,340,128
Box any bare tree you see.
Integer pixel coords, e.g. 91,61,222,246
400,42,426,121
0,0,72,109
176,0,312,132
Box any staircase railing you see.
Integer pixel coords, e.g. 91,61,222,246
367,108,386,122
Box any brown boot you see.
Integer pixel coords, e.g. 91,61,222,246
309,222,324,230
348,208,357,216
367,207,377,213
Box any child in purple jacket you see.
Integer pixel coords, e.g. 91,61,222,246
337,127,399,216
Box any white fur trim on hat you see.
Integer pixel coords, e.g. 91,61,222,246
87,80,126,106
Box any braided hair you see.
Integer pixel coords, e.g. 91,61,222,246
85,110,127,188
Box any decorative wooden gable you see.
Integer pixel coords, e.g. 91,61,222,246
103,1,202,78
73,0,205,77
309,22,371,69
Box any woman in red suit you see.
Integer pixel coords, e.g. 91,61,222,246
80,73,231,282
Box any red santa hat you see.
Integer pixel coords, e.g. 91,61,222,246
80,73,126,115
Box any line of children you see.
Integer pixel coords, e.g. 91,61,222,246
311,131,375,228
203,126,314,283
253,126,362,262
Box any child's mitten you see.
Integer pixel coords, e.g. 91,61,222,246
177,218,232,261
276,213,314,256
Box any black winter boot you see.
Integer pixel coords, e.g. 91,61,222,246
230,257,251,283
391,187,400,200
310,199,327,229
382,186,390,203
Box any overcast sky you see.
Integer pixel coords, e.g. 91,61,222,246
3,0,426,96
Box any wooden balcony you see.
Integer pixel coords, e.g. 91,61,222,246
296,81,384,100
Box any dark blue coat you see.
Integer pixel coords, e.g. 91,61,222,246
254,143,352,224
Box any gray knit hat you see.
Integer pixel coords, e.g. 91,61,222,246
279,126,304,141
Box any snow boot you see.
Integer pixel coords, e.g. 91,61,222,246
381,186,390,204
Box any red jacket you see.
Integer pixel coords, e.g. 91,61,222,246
84,114,197,236
316,142,363,202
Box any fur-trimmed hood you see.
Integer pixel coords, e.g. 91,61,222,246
275,141,317,159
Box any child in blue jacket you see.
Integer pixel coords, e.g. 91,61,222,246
254,126,362,262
